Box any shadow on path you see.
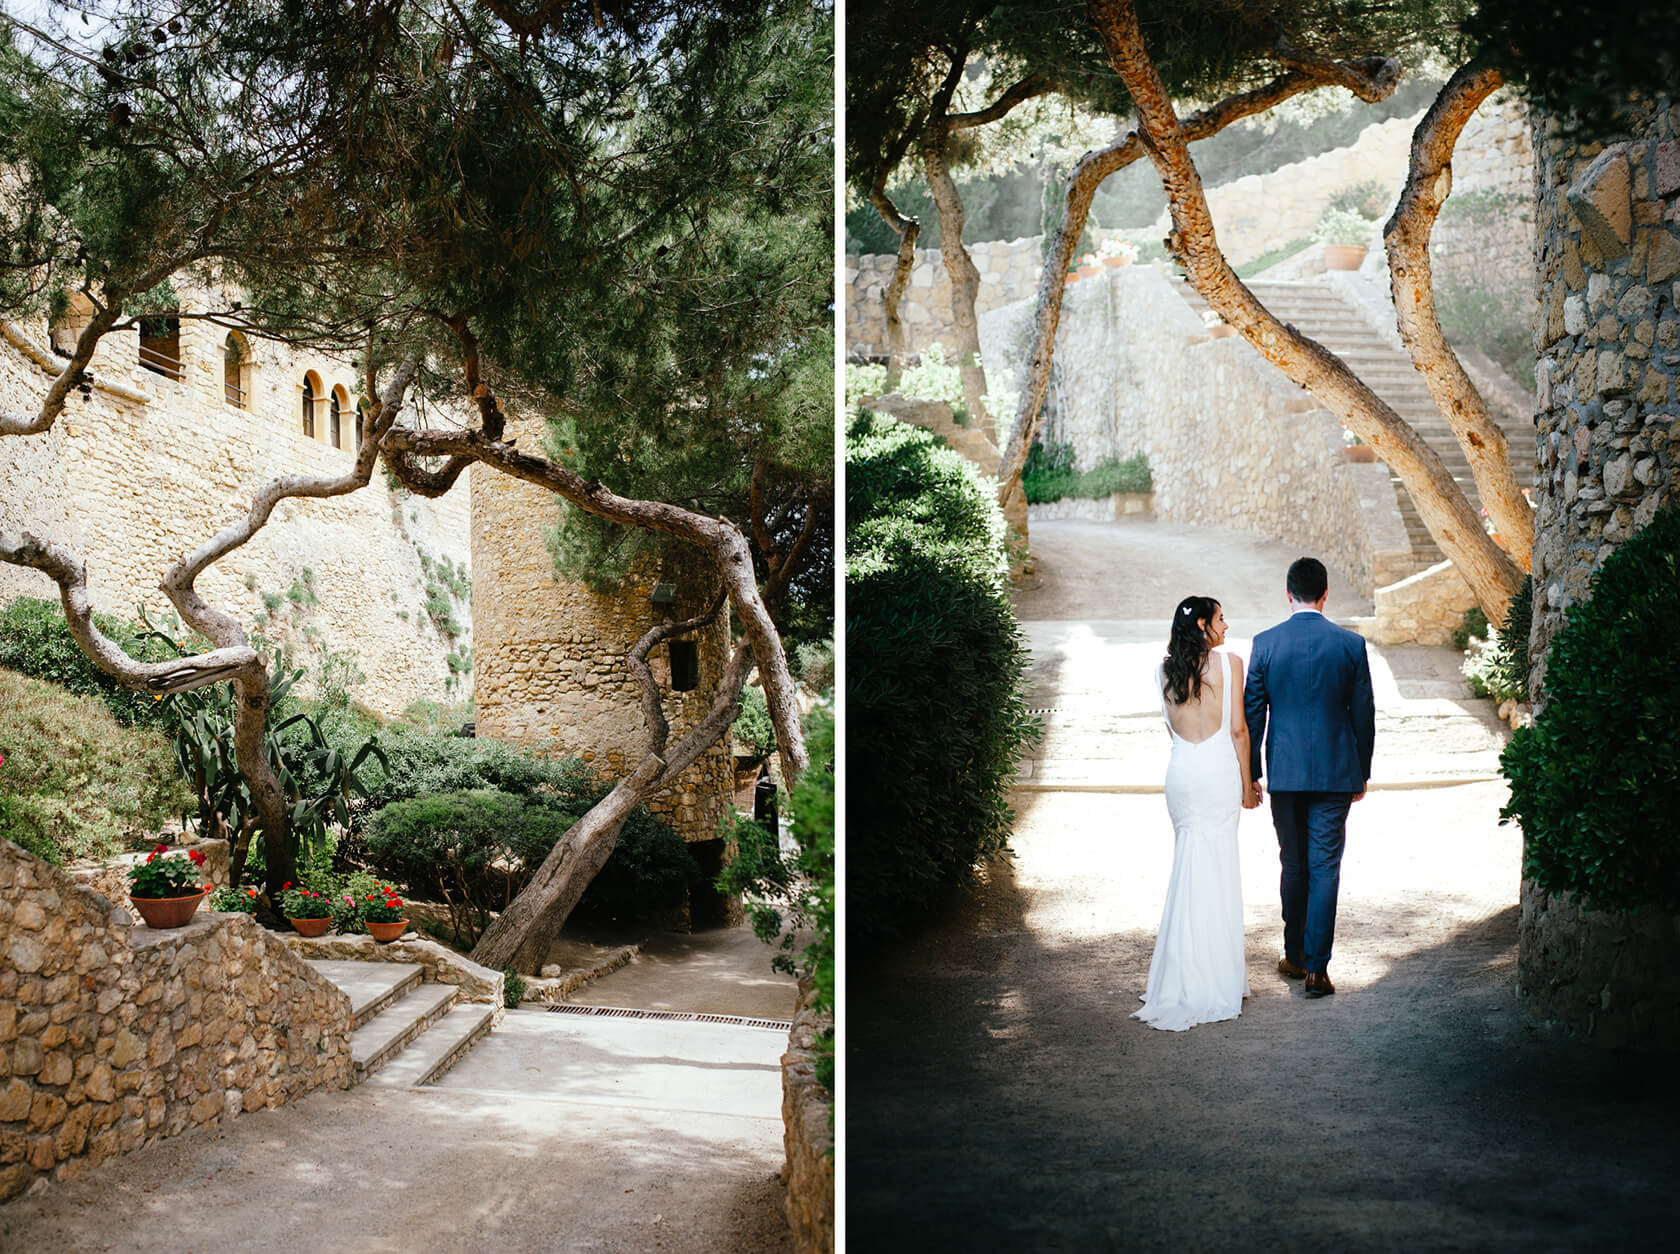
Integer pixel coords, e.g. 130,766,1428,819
849,826,1680,1252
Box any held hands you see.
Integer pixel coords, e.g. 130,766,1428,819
1242,780,1264,809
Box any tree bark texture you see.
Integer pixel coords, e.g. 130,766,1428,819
995,57,1405,510
1087,0,1523,621
868,122,923,391
921,56,992,438
1385,62,1534,569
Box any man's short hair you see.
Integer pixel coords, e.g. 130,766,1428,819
1287,557,1329,603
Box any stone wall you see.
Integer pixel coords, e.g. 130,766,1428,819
281,932,505,1014
1369,559,1479,647
1518,880,1680,1052
846,236,1044,360
0,838,353,1203
0,305,472,718
1520,98,1680,1051
780,984,833,1254
979,264,1393,596
469,417,733,846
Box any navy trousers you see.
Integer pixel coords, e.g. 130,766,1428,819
1270,790,1353,974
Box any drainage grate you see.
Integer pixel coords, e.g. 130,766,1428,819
546,1002,792,1031
1026,707,1062,715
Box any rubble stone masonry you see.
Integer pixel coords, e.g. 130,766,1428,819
0,838,352,1203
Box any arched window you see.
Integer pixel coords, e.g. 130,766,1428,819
355,404,366,451
669,640,700,692
223,333,251,409
300,371,321,438
329,387,346,449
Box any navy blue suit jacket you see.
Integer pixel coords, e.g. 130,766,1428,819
1245,610,1376,793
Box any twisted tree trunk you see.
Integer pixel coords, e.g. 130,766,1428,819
1087,0,1523,621
1385,61,1534,567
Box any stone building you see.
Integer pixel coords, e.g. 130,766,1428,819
1521,98,1680,1050
470,423,737,925
0,293,473,717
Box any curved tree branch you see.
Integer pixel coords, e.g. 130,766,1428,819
1385,61,1533,568
1088,0,1521,619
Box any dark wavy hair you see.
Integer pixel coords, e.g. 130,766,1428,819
1162,595,1220,704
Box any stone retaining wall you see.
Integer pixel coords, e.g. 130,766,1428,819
845,237,1044,359
780,985,833,1254
1370,559,1479,647
0,838,352,1203
1517,879,1680,1052
1026,493,1154,522
979,264,1393,597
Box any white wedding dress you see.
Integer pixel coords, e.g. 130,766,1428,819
1133,650,1251,1031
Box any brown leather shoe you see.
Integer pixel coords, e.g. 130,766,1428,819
1304,971,1336,998
1277,957,1307,979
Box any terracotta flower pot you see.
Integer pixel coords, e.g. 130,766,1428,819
129,889,208,929
1344,444,1379,463
1323,244,1367,271
1206,324,1239,339
1102,255,1132,269
1076,264,1103,279
365,919,409,943
288,915,332,937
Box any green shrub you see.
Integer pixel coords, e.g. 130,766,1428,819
731,685,777,763
845,343,972,424
718,705,835,1092
1501,512,1680,912
503,968,527,1008
0,597,175,727
0,668,192,864
1452,604,1490,652
1463,577,1533,703
364,786,695,944
1021,442,1152,505
846,411,1039,949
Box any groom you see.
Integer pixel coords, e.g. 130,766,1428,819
1244,557,1375,999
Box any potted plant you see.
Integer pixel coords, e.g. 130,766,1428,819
209,885,260,914
1315,206,1372,271
360,884,410,943
1342,426,1379,462
1202,309,1239,339
1099,238,1140,268
127,845,212,928
1075,252,1104,280
279,883,334,937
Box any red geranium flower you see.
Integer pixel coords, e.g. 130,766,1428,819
189,850,206,866
154,843,170,853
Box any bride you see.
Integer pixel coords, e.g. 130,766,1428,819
1133,595,1261,1031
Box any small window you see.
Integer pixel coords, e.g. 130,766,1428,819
669,640,700,692
355,407,366,451
329,390,343,449
301,372,319,438
138,315,183,381
223,333,250,409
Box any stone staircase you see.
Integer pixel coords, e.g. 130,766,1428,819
1173,279,1536,572
308,960,496,1087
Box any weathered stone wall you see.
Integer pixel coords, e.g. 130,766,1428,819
780,983,833,1254
470,419,732,844
1518,879,1680,1052
281,932,505,1014
1369,559,1479,647
1520,98,1680,1052
1530,102,1680,683
0,306,472,718
979,264,1390,596
845,236,1044,360
0,838,353,1203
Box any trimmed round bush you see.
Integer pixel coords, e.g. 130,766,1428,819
846,410,1038,948
1501,509,1680,911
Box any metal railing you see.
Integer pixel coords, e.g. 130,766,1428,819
138,343,184,381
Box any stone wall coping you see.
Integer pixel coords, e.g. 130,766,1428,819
280,931,507,1014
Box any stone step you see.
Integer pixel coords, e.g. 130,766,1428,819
362,1003,496,1088
351,982,459,1081
306,960,424,1030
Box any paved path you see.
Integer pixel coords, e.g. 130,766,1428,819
849,519,1680,1251
3,926,795,1253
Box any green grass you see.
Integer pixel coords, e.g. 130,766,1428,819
1236,236,1315,279
0,668,193,865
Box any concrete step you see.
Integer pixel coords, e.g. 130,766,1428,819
307,960,423,1030
363,1003,497,1088
351,982,458,1082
